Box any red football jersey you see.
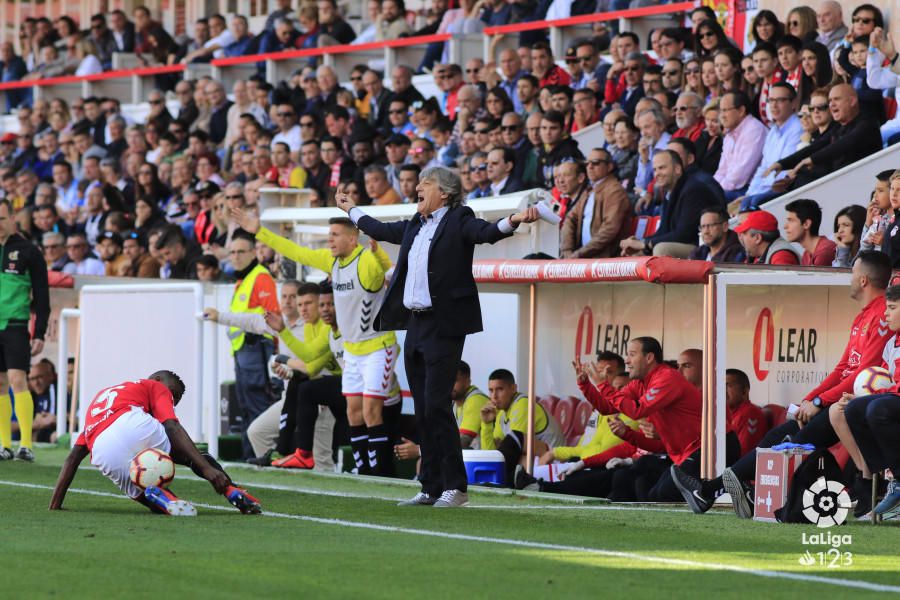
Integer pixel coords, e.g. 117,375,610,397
75,379,179,450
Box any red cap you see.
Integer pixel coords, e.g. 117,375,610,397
733,210,778,233
0,133,17,143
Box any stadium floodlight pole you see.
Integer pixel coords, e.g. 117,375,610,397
526,282,537,473
56,308,81,443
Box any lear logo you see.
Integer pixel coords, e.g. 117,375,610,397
753,308,775,381
573,306,632,359
802,477,851,528
574,306,593,363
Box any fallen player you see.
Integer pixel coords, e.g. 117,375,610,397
49,370,261,516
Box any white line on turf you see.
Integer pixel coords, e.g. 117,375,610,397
4,480,898,594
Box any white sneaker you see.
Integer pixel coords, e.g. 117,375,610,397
433,489,469,507
397,491,437,506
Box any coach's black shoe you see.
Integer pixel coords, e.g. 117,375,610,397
514,465,540,491
0,447,13,460
851,475,874,519
246,449,275,466
670,465,713,514
722,467,753,519
15,447,34,462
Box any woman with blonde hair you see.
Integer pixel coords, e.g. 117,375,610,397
74,37,102,76
786,6,818,43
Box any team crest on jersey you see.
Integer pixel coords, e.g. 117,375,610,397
8,251,18,261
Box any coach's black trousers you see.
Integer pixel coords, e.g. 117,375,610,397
730,409,839,482
404,311,467,495
845,393,900,474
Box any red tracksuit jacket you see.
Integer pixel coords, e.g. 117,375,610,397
578,364,702,465
804,295,889,406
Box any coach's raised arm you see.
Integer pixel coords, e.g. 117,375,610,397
336,166,537,508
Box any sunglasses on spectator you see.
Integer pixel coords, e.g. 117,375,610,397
587,159,609,166
388,109,406,114
577,56,594,63
852,17,873,24
472,164,487,172
685,67,700,74
225,194,243,200
788,20,800,26
810,104,828,112
699,31,716,39
625,66,641,72
475,129,490,134
350,76,362,81
662,70,680,76
565,59,578,64
300,121,315,127
149,99,163,105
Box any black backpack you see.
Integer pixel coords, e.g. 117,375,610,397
774,448,845,524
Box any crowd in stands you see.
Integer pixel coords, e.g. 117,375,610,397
0,2,899,275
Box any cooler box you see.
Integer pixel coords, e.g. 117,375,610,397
753,448,812,522
463,450,505,485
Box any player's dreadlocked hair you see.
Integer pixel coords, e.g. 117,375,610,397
149,370,186,402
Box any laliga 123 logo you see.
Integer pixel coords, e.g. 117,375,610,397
798,477,854,569
803,477,851,528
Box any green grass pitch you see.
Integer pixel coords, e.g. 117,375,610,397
1,447,898,599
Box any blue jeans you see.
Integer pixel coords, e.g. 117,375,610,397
740,191,780,211
723,187,748,203
234,338,277,459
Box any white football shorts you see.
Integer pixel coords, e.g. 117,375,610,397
341,344,399,399
90,407,171,499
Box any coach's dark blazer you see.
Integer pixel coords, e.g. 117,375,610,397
356,204,512,337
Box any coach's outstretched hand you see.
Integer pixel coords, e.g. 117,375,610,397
335,184,356,213
510,206,539,227
230,207,260,234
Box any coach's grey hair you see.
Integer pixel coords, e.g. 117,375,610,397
43,231,64,246
420,166,463,208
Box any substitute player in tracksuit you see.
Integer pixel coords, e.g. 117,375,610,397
233,208,400,476
0,199,50,462
672,250,893,518
577,336,741,502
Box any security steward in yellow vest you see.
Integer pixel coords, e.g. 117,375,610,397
216,231,281,459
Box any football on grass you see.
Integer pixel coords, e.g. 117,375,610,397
130,448,175,489
853,366,893,397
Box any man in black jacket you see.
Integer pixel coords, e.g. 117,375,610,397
336,167,538,507
537,110,583,189
766,84,881,190
620,150,725,258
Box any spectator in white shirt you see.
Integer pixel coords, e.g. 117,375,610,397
181,14,235,63
62,233,105,276
52,161,80,215
73,38,103,76
271,103,303,161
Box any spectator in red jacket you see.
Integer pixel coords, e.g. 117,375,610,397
725,368,766,454
782,198,836,266
530,41,571,89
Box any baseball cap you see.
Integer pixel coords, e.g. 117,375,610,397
195,180,220,197
0,132,17,143
565,46,577,61
733,210,778,234
385,133,411,147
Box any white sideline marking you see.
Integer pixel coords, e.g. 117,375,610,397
5,480,900,594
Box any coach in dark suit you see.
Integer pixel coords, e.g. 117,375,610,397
337,167,537,507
